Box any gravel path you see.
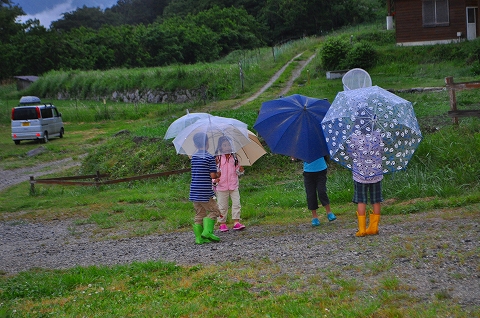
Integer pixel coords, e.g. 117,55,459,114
1,210,478,308
0,157,82,192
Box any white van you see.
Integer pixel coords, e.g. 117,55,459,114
11,96,64,145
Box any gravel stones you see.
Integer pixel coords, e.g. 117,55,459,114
1,211,478,308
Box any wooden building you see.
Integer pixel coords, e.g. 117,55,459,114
13,76,39,91
391,0,479,46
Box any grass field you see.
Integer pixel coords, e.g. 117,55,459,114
0,24,479,317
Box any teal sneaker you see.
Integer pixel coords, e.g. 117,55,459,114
327,212,337,222
311,218,320,226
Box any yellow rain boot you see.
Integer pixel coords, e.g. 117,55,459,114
355,212,366,237
366,213,380,235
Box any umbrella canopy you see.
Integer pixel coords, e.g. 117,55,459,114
164,110,210,140
173,116,250,157
235,131,267,166
321,85,423,176
253,94,331,163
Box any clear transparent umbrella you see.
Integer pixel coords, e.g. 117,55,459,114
172,116,250,157
321,85,423,176
164,110,210,140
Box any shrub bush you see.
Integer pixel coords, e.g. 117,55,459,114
460,38,480,64
470,60,480,75
343,42,377,69
320,37,377,71
320,37,349,70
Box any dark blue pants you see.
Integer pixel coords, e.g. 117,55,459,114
303,170,330,210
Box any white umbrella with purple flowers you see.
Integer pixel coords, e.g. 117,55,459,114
321,86,423,176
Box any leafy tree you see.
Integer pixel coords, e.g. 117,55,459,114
192,6,265,55
51,0,170,31
57,27,99,70
326,0,383,31
0,0,385,81
162,0,195,18
98,24,150,68
59,27,144,72
258,0,383,44
0,0,25,80
258,0,313,44
162,0,266,19
109,0,170,25
51,6,113,31
0,0,24,42
143,22,183,66
14,21,57,75
161,15,221,64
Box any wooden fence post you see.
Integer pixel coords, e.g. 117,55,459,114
95,170,101,188
29,176,35,195
445,76,458,125
238,61,244,92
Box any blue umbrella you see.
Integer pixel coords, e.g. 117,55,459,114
253,94,331,163
321,86,423,176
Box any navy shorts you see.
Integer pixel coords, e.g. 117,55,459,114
352,181,383,204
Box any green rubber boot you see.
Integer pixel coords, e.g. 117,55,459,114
193,224,210,244
201,217,220,242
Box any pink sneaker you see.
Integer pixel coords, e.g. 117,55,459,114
219,224,229,232
233,222,245,230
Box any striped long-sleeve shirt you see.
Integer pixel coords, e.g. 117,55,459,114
189,151,217,202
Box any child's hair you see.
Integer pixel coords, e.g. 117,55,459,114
193,132,208,148
216,136,233,154
216,136,241,166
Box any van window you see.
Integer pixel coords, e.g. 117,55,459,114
41,108,53,118
12,107,39,120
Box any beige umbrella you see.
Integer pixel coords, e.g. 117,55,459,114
235,131,267,166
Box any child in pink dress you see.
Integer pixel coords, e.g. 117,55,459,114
214,136,246,232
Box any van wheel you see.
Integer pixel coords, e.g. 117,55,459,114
42,132,49,143
59,128,64,138
14,140,20,145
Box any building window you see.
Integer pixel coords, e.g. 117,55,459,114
423,0,449,27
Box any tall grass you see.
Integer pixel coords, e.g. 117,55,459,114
7,37,321,104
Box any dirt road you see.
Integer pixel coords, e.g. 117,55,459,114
0,157,82,192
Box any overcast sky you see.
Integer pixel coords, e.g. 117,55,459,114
14,0,118,28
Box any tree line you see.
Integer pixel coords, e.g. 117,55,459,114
0,0,384,82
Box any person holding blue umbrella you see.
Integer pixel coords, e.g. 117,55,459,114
253,94,331,163
254,94,337,226
303,156,337,226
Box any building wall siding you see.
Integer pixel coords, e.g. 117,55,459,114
395,0,474,44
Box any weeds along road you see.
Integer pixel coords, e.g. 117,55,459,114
0,52,314,192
